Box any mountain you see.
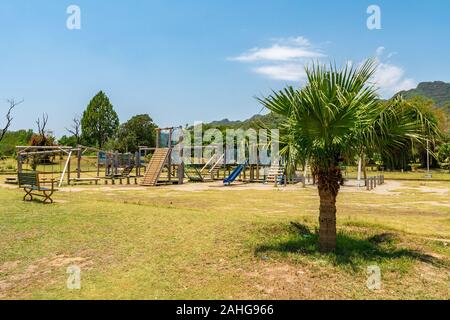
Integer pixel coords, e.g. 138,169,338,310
398,81,450,109
202,81,450,130
203,113,285,130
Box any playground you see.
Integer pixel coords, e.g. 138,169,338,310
0,125,449,299
0,178,449,299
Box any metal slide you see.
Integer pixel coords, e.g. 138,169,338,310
223,161,248,185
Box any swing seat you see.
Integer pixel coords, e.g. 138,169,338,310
18,172,58,204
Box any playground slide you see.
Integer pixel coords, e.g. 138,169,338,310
223,162,247,185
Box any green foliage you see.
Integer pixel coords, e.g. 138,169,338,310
205,112,285,130
259,60,381,172
58,135,79,147
259,60,442,175
437,142,450,169
108,114,157,153
81,91,119,148
398,82,450,130
0,129,34,156
378,96,444,170
399,81,450,108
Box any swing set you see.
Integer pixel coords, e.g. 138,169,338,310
16,145,139,187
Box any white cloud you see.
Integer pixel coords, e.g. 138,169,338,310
371,47,416,97
272,36,311,46
376,46,385,57
253,64,307,81
230,44,324,62
229,36,324,81
373,63,416,96
387,52,398,59
231,39,415,94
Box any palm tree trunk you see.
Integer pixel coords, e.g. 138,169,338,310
317,165,341,252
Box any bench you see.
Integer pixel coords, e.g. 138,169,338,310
18,172,57,204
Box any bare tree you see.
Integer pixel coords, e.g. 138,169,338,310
36,113,49,145
0,99,23,142
66,116,81,145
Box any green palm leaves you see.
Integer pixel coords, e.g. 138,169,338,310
258,59,442,251
258,59,440,170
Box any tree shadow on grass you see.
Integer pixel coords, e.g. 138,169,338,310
255,223,444,270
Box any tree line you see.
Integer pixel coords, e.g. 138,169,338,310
0,91,158,157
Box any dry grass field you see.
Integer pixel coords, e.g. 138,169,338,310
0,179,449,299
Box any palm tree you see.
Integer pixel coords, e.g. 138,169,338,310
258,60,440,252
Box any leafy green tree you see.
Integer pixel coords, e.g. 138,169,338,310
0,129,33,157
58,135,78,147
112,114,157,153
81,91,119,148
437,142,450,171
259,60,440,251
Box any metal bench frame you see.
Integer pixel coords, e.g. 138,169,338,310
18,172,56,204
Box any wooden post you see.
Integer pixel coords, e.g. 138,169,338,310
97,152,100,177
105,154,109,177
67,153,71,185
114,152,119,176
167,129,173,183
177,129,184,185
156,129,160,148
17,154,22,173
135,151,139,177
77,147,81,179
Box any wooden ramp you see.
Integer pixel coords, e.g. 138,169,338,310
141,148,171,186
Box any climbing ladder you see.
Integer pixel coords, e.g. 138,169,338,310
266,163,286,186
200,153,224,180
141,148,171,186
207,154,224,179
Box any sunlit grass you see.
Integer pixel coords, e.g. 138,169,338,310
0,180,449,299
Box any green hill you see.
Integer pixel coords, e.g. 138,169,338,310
202,81,450,130
203,113,285,130
398,81,450,115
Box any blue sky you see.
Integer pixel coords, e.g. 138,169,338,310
1,0,450,137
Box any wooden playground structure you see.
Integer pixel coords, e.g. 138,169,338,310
11,126,308,189
15,145,141,187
